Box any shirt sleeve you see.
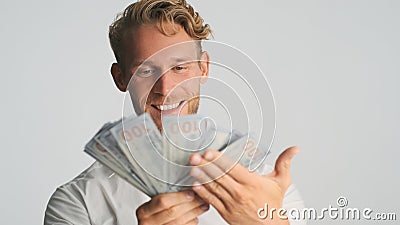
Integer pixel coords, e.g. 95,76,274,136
44,186,91,225
283,184,307,225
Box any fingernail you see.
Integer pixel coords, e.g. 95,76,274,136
190,167,202,177
192,181,201,190
204,151,213,161
186,191,194,200
201,204,209,210
191,154,202,165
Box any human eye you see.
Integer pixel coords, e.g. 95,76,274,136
173,64,189,74
175,65,186,70
135,67,156,77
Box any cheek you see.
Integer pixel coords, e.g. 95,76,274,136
128,91,145,113
128,81,154,111
178,78,202,94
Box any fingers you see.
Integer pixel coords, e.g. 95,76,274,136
136,190,207,224
274,146,300,188
141,190,196,215
163,203,209,225
190,153,241,198
184,218,200,225
190,168,232,203
190,151,244,212
190,150,252,184
192,181,226,212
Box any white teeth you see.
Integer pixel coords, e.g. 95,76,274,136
156,102,181,111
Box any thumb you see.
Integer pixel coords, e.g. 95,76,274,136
274,146,300,187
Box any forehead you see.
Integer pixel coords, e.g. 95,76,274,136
121,24,198,68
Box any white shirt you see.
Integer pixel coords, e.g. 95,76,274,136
44,162,306,225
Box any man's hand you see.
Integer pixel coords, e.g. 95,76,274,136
136,190,209,225
189,146,300,225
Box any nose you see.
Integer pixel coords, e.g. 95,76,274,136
152,70,176,95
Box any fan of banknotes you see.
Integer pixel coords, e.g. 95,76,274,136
84,113,270,197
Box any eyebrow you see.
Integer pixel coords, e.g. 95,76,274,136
131,56,198,69
169,56,198,63
131,61,145,68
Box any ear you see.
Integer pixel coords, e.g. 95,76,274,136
199,51,210,84
111,63,127,92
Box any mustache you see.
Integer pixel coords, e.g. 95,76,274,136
145,93,198,105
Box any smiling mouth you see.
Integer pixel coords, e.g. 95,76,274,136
151,100,185,111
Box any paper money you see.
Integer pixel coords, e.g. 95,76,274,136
84,113,270,196
84,123,149,194
220,134,271,172
110,113,166,195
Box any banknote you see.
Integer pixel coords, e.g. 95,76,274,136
84,113,270,196
84,122,150,194
110,113,167,195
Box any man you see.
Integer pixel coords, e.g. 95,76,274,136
44,0,305,224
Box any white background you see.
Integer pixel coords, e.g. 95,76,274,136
1,0,399,224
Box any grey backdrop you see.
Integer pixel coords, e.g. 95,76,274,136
1,0,399,224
